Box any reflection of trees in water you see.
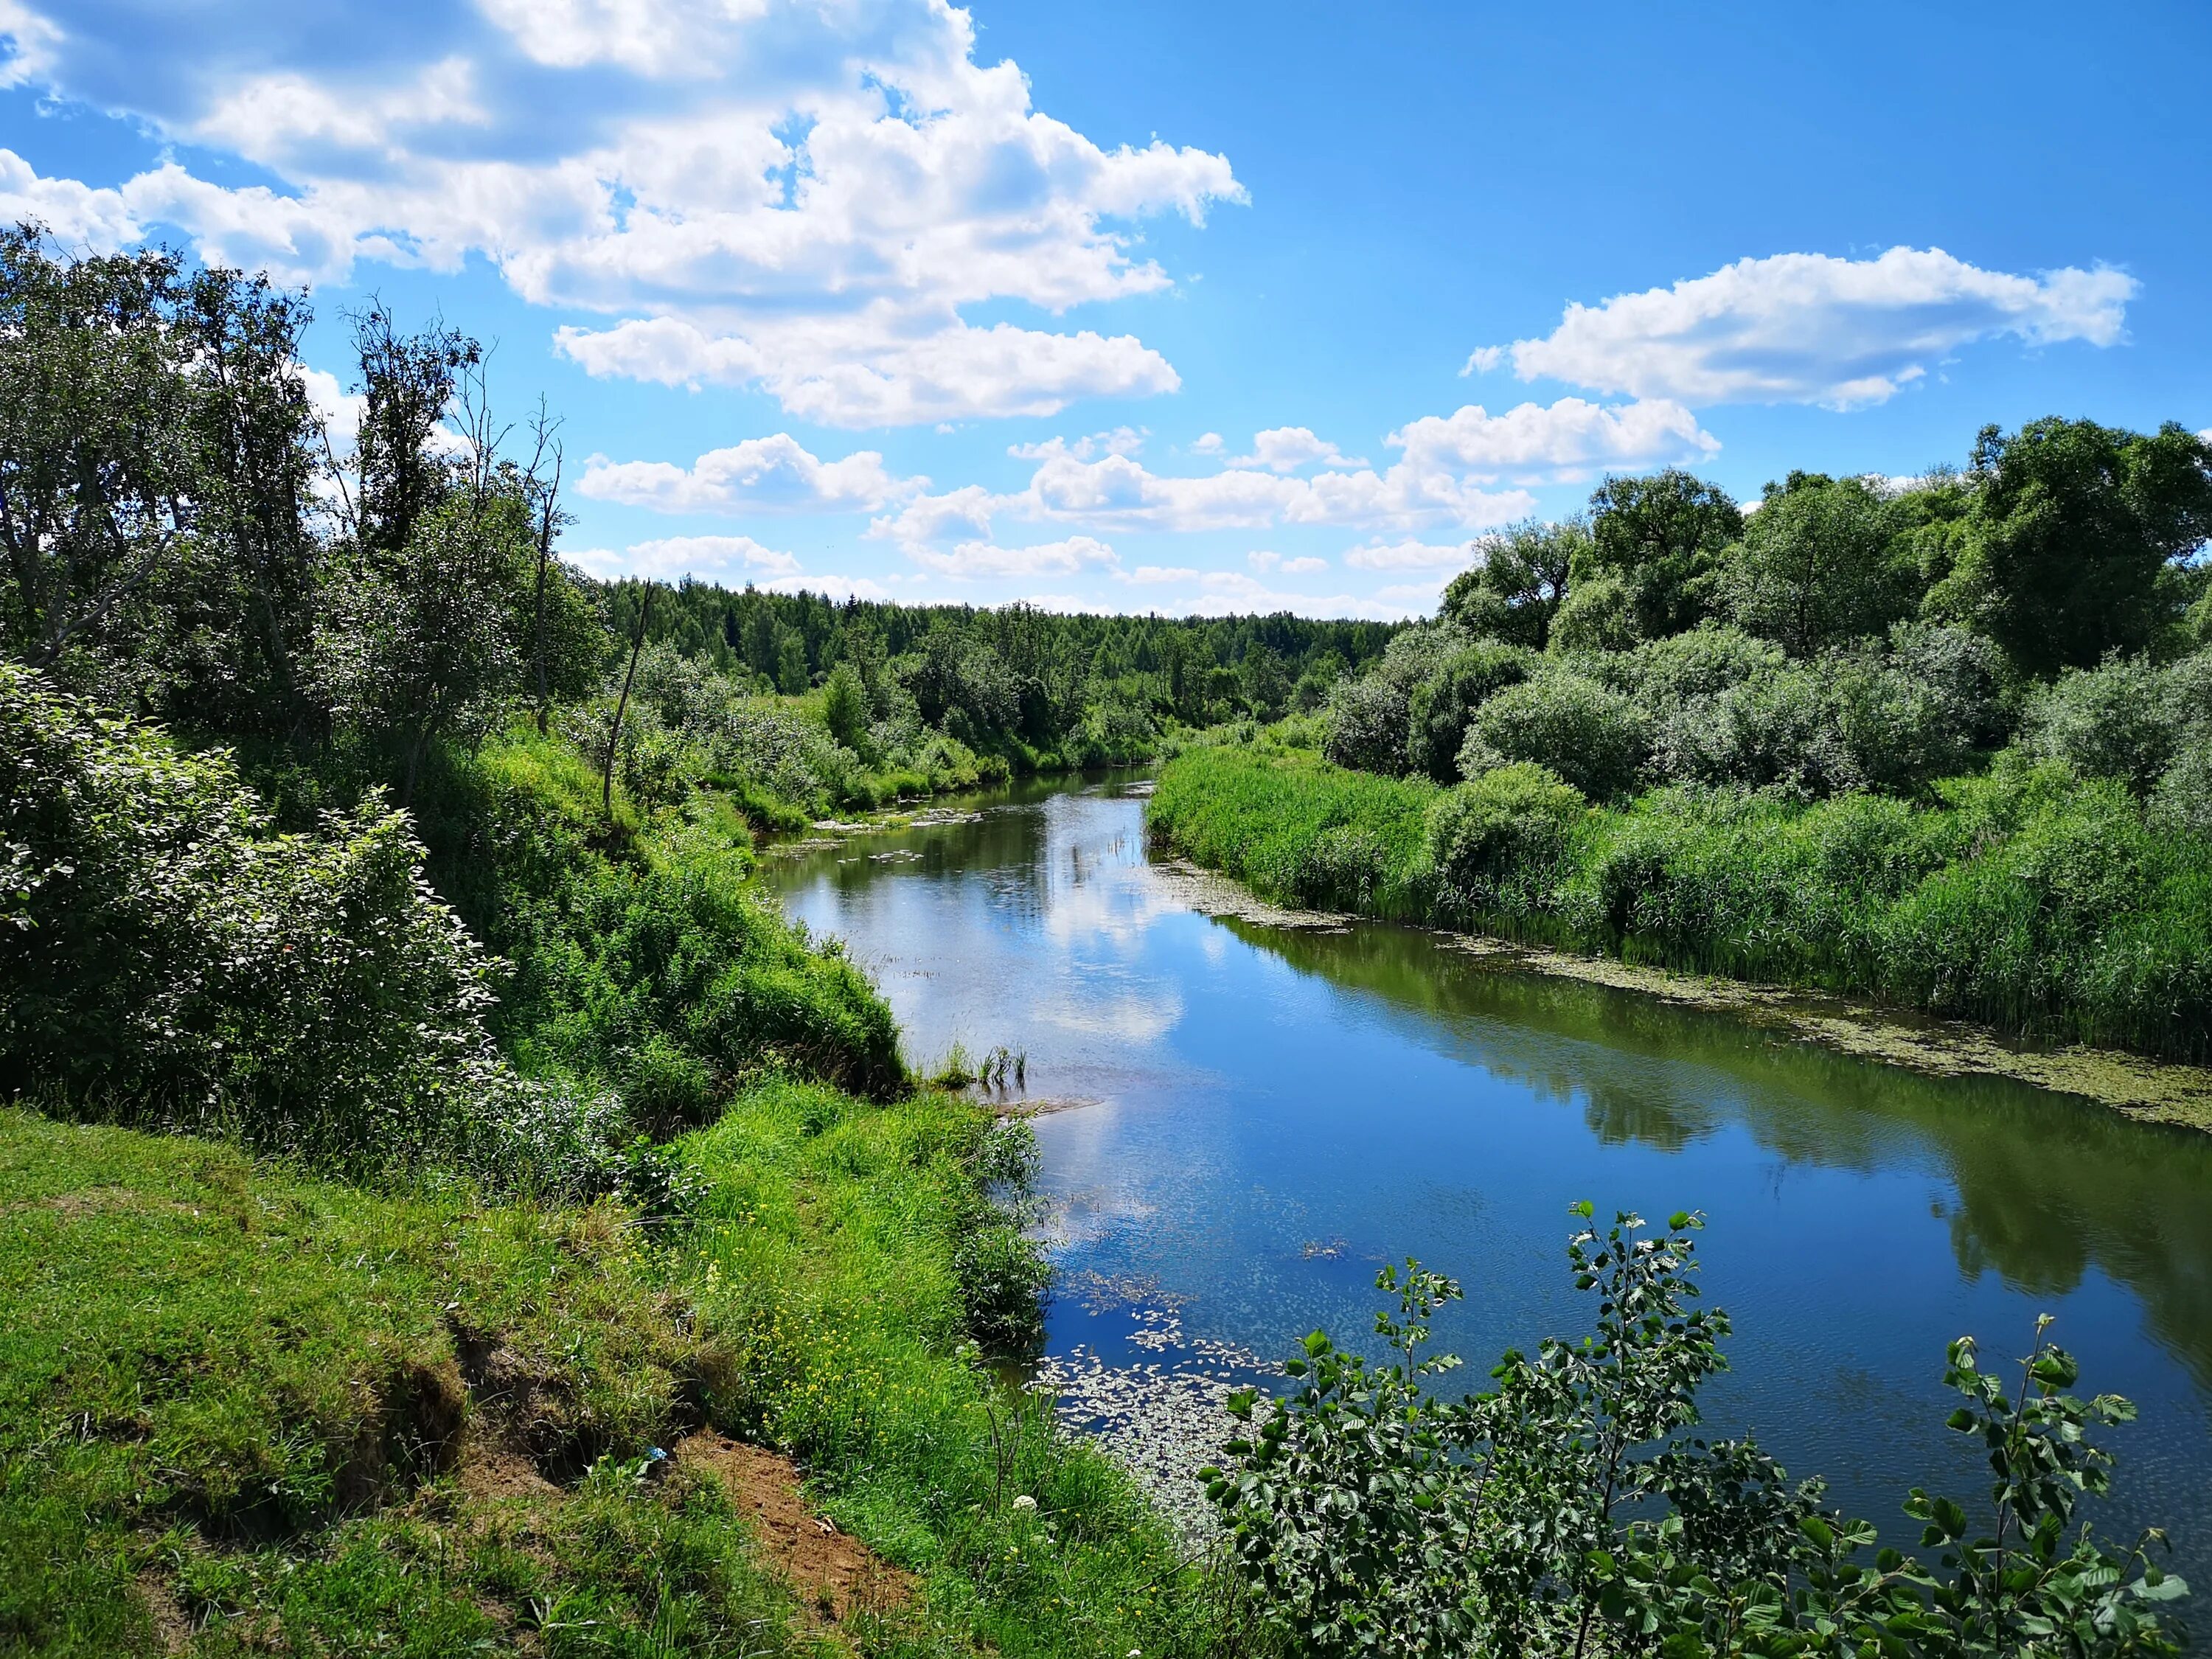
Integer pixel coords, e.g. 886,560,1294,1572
771,783,1148,935
1220,914,2212,1390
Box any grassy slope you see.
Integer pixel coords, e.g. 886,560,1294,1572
412,730,908,1112
1149,741,2212,1062
4,710,1220,1656
1,1089,1211,1657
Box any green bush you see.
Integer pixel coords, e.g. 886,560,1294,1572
1404,642,1534,782
1458,669,1652,801
1427,762,1586,918
2025,653,2206,795
1606,622,1784,706
1152,742,2212,1059
1322,673,1412,774
0,663,514,1175
414,734,908,1108
1206,1213,2187,1659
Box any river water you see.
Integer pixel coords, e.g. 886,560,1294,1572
763,772,2212,1593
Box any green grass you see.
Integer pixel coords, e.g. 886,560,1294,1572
1150,742,2212,1062
413,728,908,1114
0,1108,752,1656
0,1093,1228,1657
1147,742,1438,920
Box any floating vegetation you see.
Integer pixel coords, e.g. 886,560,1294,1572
1029,1301,1274,1545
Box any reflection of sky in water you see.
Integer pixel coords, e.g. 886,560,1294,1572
767,776,2212,1616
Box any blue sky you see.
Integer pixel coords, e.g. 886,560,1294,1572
3,0,2205,617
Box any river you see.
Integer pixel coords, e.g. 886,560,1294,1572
763,771,2212,1595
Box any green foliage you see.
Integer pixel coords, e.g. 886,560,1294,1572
413,730,907,1112
1322,672,1413,774
820,659,868,754
0,662,518,1177
1206,1211,2187,1659
1148,745,1437,919
1460,669,1653,801
1427,762,1586,916
2025,653,2212,796
1442,518,1584,648
1578,468,1745,641
1405,642,1534,782
317,490,535,801
0,226,322,732
1718,471,1922,655
1608,623,1787,707
1152,740,2212,1060
1936,418,2212,675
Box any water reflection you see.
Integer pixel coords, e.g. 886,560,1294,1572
1231,915,2212,1389
765,774,2212,1604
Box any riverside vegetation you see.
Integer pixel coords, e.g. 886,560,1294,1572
0,226,2191,1655
1150,437,2212,1063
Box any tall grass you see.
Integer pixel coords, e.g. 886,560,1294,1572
1148,742,1438,919
413,727,908,1116
1150,745,2212,1062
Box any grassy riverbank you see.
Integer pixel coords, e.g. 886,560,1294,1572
1149,736,2212,1063
0,1089,1216,1658
3,669,1225,1656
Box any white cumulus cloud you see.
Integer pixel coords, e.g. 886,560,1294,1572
907,535,1121,580
571,534,801,582
1470,248,2138,409
577,434,923,515
1227,426,1367,473
0,0,1241,425
1390,397,1717,477
1009,426,1147,462
1342,539,1473,571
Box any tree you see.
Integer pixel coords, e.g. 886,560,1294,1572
775,627,811,695
821,661,869,752
1719,472,1921,656
0,228,324,728
602,580,656,818
344,302,477,563
319,490,532,804
521,399,571,733
1442,518,1584,648
1937,418,2212,676
1577,470,1744,641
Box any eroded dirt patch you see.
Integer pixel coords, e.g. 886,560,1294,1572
675,1432,914,1623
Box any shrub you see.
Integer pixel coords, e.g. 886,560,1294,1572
1458,669,1652,801
2152,742,2212,836
1206,1213,2187,1659
1322,673,1411,774
1546,570,1640,654
1652,663,1833,794
2025,656,2185,794
1426,762,1585,915
1404,642,1534,782
1609,623,1784,707
0,662,515,1175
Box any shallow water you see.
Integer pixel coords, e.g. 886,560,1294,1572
765,772,2212,1598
